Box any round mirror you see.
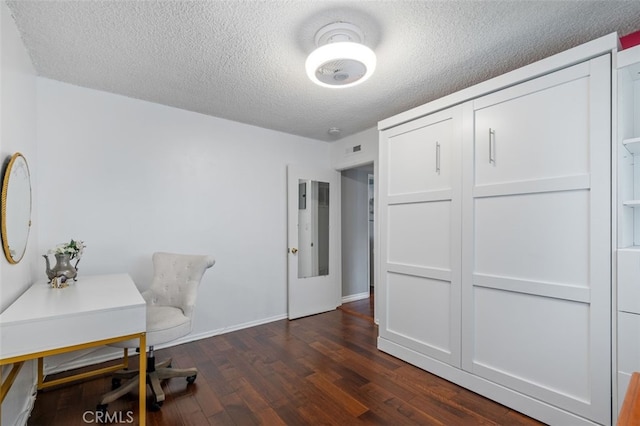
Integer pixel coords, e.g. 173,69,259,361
1,153,32,264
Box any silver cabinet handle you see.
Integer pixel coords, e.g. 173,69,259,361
436,142,441,174
489,128,495,164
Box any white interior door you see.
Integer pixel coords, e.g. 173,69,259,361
287,165,340,319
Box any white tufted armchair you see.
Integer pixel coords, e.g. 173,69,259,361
98,252,216,412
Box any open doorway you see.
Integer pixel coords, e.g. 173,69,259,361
340,163,374,321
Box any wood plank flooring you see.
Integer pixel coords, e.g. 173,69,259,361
28,297,542,425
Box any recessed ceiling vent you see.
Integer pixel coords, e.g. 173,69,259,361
306,22,376,89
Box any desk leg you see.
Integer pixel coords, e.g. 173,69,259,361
0,362,24,403
37,358,44,389
138,333,146,425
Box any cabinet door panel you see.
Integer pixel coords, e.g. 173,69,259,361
473,288,590,407
618,312,640,414
386,273,454,363
618,249,640,314
475,190,589,286
387,116,453,196
387,201,450,270
619,312,640,378
474,63,590,187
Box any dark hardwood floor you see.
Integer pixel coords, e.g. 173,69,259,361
28,296,542,425
337,291,375,323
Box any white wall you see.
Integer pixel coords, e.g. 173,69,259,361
330,126,378,171
37,78,331,341
0,2,39,425
0,2,38,309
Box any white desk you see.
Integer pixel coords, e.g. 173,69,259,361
0,274,147,424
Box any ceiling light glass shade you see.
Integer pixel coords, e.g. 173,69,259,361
305,41,376,89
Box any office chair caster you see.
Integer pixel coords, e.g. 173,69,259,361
150,396,163,411
187,374,197,385
95,403,109,423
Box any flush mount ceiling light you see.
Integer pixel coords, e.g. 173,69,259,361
305,22,376,89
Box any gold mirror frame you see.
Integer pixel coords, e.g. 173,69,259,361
1,153,32,264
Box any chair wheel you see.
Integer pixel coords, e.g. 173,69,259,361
186,375,197,385
111,378,121,389
96,403,107,421
150,396,163,411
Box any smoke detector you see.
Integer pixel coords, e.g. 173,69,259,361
305,22,376,89
328,127,341,136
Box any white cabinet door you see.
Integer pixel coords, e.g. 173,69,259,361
379,106,462,367
462,56,611,424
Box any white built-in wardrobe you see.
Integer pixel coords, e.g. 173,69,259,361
378,35,616,425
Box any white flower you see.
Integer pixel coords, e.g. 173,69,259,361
48,239,86,260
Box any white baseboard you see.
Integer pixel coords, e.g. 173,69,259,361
46,313,289,375
342,291,370,304
170,313,288,346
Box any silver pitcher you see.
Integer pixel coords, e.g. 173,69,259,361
43,252,79,282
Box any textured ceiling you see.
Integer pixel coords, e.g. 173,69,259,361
6,1,640,142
